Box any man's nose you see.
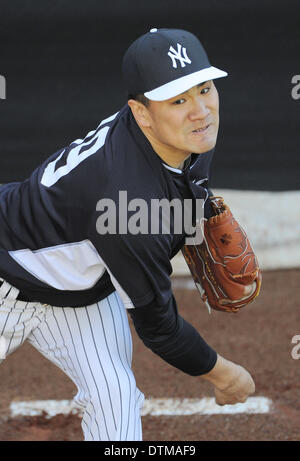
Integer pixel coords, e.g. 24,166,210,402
188,97,209,120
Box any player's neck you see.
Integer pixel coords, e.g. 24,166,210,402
139,125,191,169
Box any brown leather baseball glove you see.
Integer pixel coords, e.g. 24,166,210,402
181,196,262,313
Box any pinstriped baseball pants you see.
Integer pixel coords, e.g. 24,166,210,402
0,280,144,441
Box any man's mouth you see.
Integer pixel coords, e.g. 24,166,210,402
192,124,210,133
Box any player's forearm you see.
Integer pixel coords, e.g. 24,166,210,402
151,316,218,376
129,295,217,376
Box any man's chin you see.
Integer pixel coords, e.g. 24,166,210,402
192,140,217,154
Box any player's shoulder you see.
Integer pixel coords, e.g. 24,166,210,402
36,106,127,189
36,103,166,205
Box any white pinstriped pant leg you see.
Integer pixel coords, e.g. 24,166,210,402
0,286,144,441
28,291,145,441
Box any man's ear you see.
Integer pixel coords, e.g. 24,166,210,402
127,99,151,128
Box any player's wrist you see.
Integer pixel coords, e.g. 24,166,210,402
200,354,239,389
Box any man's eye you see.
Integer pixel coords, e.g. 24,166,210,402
173,98,185,105
200,86,210,95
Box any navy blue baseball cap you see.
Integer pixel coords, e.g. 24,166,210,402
122,28,228,101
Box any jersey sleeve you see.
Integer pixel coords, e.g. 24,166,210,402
129,294,217,375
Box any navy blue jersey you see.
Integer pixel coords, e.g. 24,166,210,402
0,104,214,307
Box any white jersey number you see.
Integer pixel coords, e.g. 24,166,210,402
41,112,118,187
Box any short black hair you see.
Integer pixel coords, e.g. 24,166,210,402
128,93,150,107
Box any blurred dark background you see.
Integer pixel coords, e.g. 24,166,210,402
0,0,299,190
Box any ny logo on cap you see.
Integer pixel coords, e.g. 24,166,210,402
168,43,192,69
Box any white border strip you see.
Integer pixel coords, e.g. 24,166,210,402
10,397,272,419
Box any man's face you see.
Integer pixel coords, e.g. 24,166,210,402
145,80,220,158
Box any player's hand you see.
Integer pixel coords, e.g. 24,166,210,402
214,364,255,405
202,355,255,406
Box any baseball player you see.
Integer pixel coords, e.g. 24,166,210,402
0,28,256,441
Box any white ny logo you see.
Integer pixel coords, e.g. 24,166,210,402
168,43,192,68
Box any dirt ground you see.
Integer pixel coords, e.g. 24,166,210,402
0,269,299,442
